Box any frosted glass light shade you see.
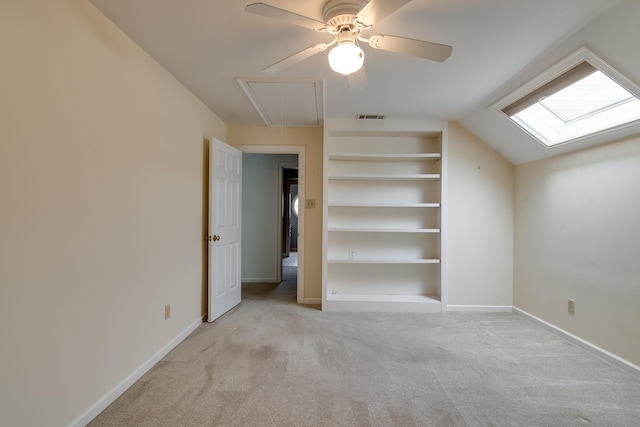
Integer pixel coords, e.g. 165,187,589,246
328,42,364,75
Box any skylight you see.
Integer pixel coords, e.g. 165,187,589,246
495,48,640,147
539,71,634,122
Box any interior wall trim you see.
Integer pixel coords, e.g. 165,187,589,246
514,307,640,378
446,305,514,312
69,317,203,427
303,298,321,305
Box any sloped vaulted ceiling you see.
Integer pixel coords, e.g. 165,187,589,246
89,0,631,163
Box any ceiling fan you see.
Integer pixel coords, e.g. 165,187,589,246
245,0,452,88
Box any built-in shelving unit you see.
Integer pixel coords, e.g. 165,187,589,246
328,228,441,232
329,173,441,180
328,202,441,207
322,119,447,312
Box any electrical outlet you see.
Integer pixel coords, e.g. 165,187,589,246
305,199,316,209
165,304,171,320
348,249,356,259
568,299,575,315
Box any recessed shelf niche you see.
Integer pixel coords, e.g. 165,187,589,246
322,121,447,312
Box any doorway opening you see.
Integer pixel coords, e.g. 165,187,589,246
281,166,298,296
237,145,306,304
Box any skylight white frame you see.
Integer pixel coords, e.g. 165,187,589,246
491,47,640,149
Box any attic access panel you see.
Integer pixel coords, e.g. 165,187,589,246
494,47,640,147
237,78,323,127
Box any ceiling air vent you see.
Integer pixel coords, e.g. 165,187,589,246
357,114,386,120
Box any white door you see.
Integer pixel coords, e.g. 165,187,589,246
208,138,242,322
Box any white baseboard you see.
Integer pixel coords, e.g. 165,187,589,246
69,317,203,427
447,305,514,313
514,307,640,378
325,296,442,313
302,298,321,305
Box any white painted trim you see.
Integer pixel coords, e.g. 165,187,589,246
439,123,448,312
278,161,299,285
447,305,514,313
234,145,306,305
235,77,324,127
326,117,447,134
321,128,329,311
242,278,279,283
491,47,640,112
514,307,640,378
69,318,202,427
303,298,322,305
326,299,442,313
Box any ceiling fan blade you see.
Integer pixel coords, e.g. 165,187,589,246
355,0,412,27
245,3,326,31
262,43,328,74
368,34,452,62
347,66,368,91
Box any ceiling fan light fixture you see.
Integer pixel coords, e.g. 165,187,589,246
328,41,364,75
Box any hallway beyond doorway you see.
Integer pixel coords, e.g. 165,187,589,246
282,252,297,293
282,252,298,267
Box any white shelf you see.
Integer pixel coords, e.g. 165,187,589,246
329,153,441,161
329,173,440,181
326,294,442,313
328,258,440,264
328,227,440,233
328,294,440,303
328,202,440,208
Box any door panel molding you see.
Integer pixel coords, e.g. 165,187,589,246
208,138,242,322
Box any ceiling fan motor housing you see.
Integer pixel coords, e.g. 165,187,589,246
322,0,368,33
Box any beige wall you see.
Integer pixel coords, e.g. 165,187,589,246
446,122,515,307
0,1,225,426
514,135,640,366
227,125,324,300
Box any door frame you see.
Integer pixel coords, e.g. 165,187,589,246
235,145,306,305
280,162,299,260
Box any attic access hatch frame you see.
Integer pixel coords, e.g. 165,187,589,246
491,47,640,148
236,77,323,127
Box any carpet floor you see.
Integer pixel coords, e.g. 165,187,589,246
89,280,640,426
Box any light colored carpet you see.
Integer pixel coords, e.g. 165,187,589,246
90,281,640,426
282,252,298,267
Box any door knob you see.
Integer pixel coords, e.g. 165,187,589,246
212,235,220,242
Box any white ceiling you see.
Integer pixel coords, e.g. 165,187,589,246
88,0,636,164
